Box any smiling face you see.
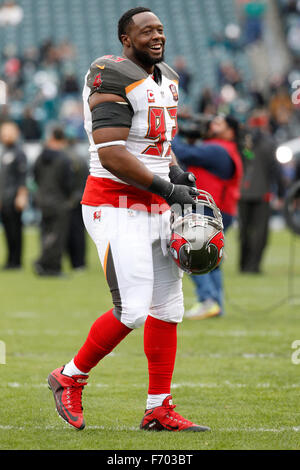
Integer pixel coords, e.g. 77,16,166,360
121,11,166,72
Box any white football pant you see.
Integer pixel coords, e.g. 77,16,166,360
82,205,184,329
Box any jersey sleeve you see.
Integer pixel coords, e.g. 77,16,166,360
86,56,135,101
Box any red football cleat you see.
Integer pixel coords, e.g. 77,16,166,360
140,395,210,432
48,366,88,430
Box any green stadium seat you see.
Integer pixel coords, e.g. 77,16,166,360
0,0,252,114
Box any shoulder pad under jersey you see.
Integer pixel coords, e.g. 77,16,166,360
156,62,179,82
87,55,149,100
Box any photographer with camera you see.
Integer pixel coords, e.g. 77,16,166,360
172,114,243,320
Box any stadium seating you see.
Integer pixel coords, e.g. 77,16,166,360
0,0,252,110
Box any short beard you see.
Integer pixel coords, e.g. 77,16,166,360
132,44,164,67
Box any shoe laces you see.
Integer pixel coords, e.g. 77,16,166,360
65,378,87,414
163,402,192,426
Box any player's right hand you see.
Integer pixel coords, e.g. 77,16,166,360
148,175,199,211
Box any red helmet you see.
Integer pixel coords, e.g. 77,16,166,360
168,190,224,275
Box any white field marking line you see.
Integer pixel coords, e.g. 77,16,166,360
242,353,277,358
7,351,116,359
171,381,300,389
1,329,80,336
218,427,300,433
4,312,39,319
0,424,299,433
4,352,281,360
182,353,280,359
4,311,91,319
2,343,282,359
1,329,283,338
181,330,283,338
0,424,139,432
4,381,300,390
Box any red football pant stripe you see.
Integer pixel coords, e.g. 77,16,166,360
74,309,132,373
144,316,177,395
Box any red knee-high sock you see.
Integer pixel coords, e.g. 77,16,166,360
74,309,132,373
144,315,177,395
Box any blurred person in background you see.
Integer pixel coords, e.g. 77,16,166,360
239,0,267,46
238,109,286,273
173,56,192,96
269,84,295,138
19,107,42,142
0,105,10,126
33,127,73,277
197,87,218,115
2,44,24,101
61,71,80,97
64,131,89,271
0,0,23,27
0,120,28,269
172,115,243,319
217,61,243,91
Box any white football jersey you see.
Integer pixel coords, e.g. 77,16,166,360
82,55,179,183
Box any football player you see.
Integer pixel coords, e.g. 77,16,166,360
48,6,210,432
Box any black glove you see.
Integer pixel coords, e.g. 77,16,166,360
148,175,199,210
169,165,197,187
165,184,199,210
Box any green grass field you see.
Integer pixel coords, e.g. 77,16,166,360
0,224,300,450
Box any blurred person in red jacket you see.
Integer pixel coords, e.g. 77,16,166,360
172,114,243,319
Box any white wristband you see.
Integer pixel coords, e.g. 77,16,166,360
95,141,126,150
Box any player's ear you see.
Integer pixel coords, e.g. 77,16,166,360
121,34,131,47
